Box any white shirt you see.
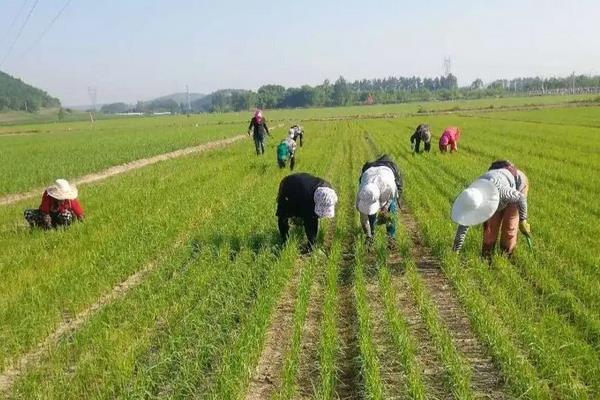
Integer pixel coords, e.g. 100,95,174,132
359,166,397,209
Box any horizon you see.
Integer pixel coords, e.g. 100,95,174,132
1,0,599,106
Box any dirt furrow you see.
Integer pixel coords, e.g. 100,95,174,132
334,245,361,400
245,260,304,400
388,250,450,400
363,256,406,400
399,208,507,400
294,271,325,399
0,134,247,206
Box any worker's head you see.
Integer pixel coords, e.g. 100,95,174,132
314,187,338,218
451,179,500,226
357,183,381,216
489,159,517,177
254,110,263,123
47,179,78,200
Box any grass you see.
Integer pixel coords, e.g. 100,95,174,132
2,99,600,399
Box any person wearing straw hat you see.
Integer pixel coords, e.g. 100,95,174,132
276,173,338,252
277,137,297,170
248,110,270,155
410,124,432,153
356,155,403,242
439,126,461,153
452,160,530,258
24,179,84,229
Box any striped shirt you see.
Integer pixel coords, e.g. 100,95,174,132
453,169,528,251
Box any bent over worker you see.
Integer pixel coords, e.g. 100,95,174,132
452,160,530,259
410,124,432,153
289,125,304,147
356,155,403,241
248,110,270,155
24,179,84,229
439,126,461,153
277,137,297,170
276,173,338,251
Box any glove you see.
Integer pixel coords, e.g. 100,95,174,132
519,220,531,236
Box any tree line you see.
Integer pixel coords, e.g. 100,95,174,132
99,72,600,115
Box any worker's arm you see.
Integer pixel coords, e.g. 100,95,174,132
452,225,469,252
264,121,270,135
247,119,254,135
71,199,85,221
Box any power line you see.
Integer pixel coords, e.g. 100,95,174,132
19,0,71,59
0,0,30,48
0,0,40,68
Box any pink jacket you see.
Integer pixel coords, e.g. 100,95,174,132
439,127,460,145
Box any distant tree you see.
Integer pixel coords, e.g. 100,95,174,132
470,79,484,90
332,76,352,106
100,102,131,113
58,107,66,121
257,85,286,109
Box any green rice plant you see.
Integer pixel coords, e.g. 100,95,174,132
353,238,385,400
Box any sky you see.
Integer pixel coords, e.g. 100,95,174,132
1,0,599,106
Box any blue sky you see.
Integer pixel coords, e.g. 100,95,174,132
1,0,599,105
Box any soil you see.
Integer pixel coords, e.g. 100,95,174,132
399,207,508,400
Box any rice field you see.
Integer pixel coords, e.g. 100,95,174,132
0,98,599,399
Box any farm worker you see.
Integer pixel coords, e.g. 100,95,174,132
277,137,297,170
276,173,338,251
289,124,304,147
410,124,432,153
356,155,403,241
439,126,461,153
451,160,530,259
24,179,84,229
248,110,270,155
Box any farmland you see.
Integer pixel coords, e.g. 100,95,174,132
0,98,599,399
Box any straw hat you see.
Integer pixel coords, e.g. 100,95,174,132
314,187,338,218
357,183,381,216
46,179,78,200
451,179,499,226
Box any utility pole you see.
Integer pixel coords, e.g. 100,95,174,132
186,85,191,114
87,86,97,123
572,71,576,94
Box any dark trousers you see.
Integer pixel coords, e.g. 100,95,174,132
254,136,265,155
278,215,318,247
277,154,295,170
414,138,431,153
24,209,74,229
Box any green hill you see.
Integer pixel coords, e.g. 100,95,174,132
0,70,60,112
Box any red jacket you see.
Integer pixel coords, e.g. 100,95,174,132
39,191,84,218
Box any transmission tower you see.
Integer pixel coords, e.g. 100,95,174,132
443,57,452,76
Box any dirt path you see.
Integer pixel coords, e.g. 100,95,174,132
399,208,508,400
245,261,304,400
0,134,246,206
0,260,157,395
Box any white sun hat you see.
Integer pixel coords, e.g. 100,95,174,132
451,179,500,226
314,187,338,218
46,179,78,200
357,182,381,215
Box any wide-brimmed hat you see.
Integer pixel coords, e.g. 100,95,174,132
314,187,338,218
47,179,78,200
357,182,381,215
451,179,499,226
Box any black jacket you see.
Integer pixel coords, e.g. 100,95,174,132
276,173,332,219
360,154,403,196
248,117,269,138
